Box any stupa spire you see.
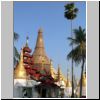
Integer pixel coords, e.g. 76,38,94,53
25,36,29,47
35,28,44,48
58,64,62,81
32,28,50,65
50,59,53,75
66,68,71,87
14,48,27,79
78,72,86,87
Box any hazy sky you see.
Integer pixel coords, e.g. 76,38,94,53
14,1,86,80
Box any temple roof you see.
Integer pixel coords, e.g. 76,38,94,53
23,36,31,53
32,28,50,64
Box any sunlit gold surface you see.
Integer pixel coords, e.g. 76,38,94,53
78,72,86,87
66,80,72,87
14,49,27,79
82,73,86,86
49,60,57,79
66,69,71,87
57,65,62,81
32,28,50,64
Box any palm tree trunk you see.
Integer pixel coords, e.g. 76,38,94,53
71,20,74,98
80,58,85,97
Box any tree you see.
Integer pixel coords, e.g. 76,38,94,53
14,32,19,41
64,2,78,97
67,26,86,97
14,32,20,66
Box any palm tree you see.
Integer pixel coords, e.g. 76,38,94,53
64,2,78,97
14,32,20,66
67,26,86,97
14,32,19,41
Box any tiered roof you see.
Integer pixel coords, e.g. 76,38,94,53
14,28,71,88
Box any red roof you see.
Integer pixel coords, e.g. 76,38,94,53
23,53,32,58
23,47,31,53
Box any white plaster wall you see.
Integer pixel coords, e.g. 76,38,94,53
14,86,23,98
14,79,41,98
32,87,39,98
77,86,86,97
14,79,27,87
64,87,72,97
82,87,86,96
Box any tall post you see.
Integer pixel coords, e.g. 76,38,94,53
71,19,74,98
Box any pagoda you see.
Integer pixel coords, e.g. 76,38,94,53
32,28,50,72
76,72,86,98
23,36,33,68
14,48,28,80
13,28,73,98
65,69,72,97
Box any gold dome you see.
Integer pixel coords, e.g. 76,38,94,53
14,48,27,79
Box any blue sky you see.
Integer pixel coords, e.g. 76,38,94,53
14,1,86,80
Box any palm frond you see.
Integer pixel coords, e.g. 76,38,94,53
14,32,19,41
67,26,86,65
14,46,20,59
64,2,78,20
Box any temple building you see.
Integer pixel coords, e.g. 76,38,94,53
14,28,85,98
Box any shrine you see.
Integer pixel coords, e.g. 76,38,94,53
13,28,86,98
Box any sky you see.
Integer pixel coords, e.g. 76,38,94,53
14,1,86,80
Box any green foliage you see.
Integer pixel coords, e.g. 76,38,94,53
67,26,86,65
14,32,19,41
64,2,78,20
14,32,20,66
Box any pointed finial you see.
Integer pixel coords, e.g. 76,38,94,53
20,47,24,63
38,28,43,33
58,64,61,73
50,59,53,65
25,36,29,47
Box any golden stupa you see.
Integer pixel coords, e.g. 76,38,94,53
50,59,54,75
78,72,86,87
66,69,71,87
49,59,57,79
32,28,50,65
57,65,62,81
14,48,27,79
82,73,86,87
